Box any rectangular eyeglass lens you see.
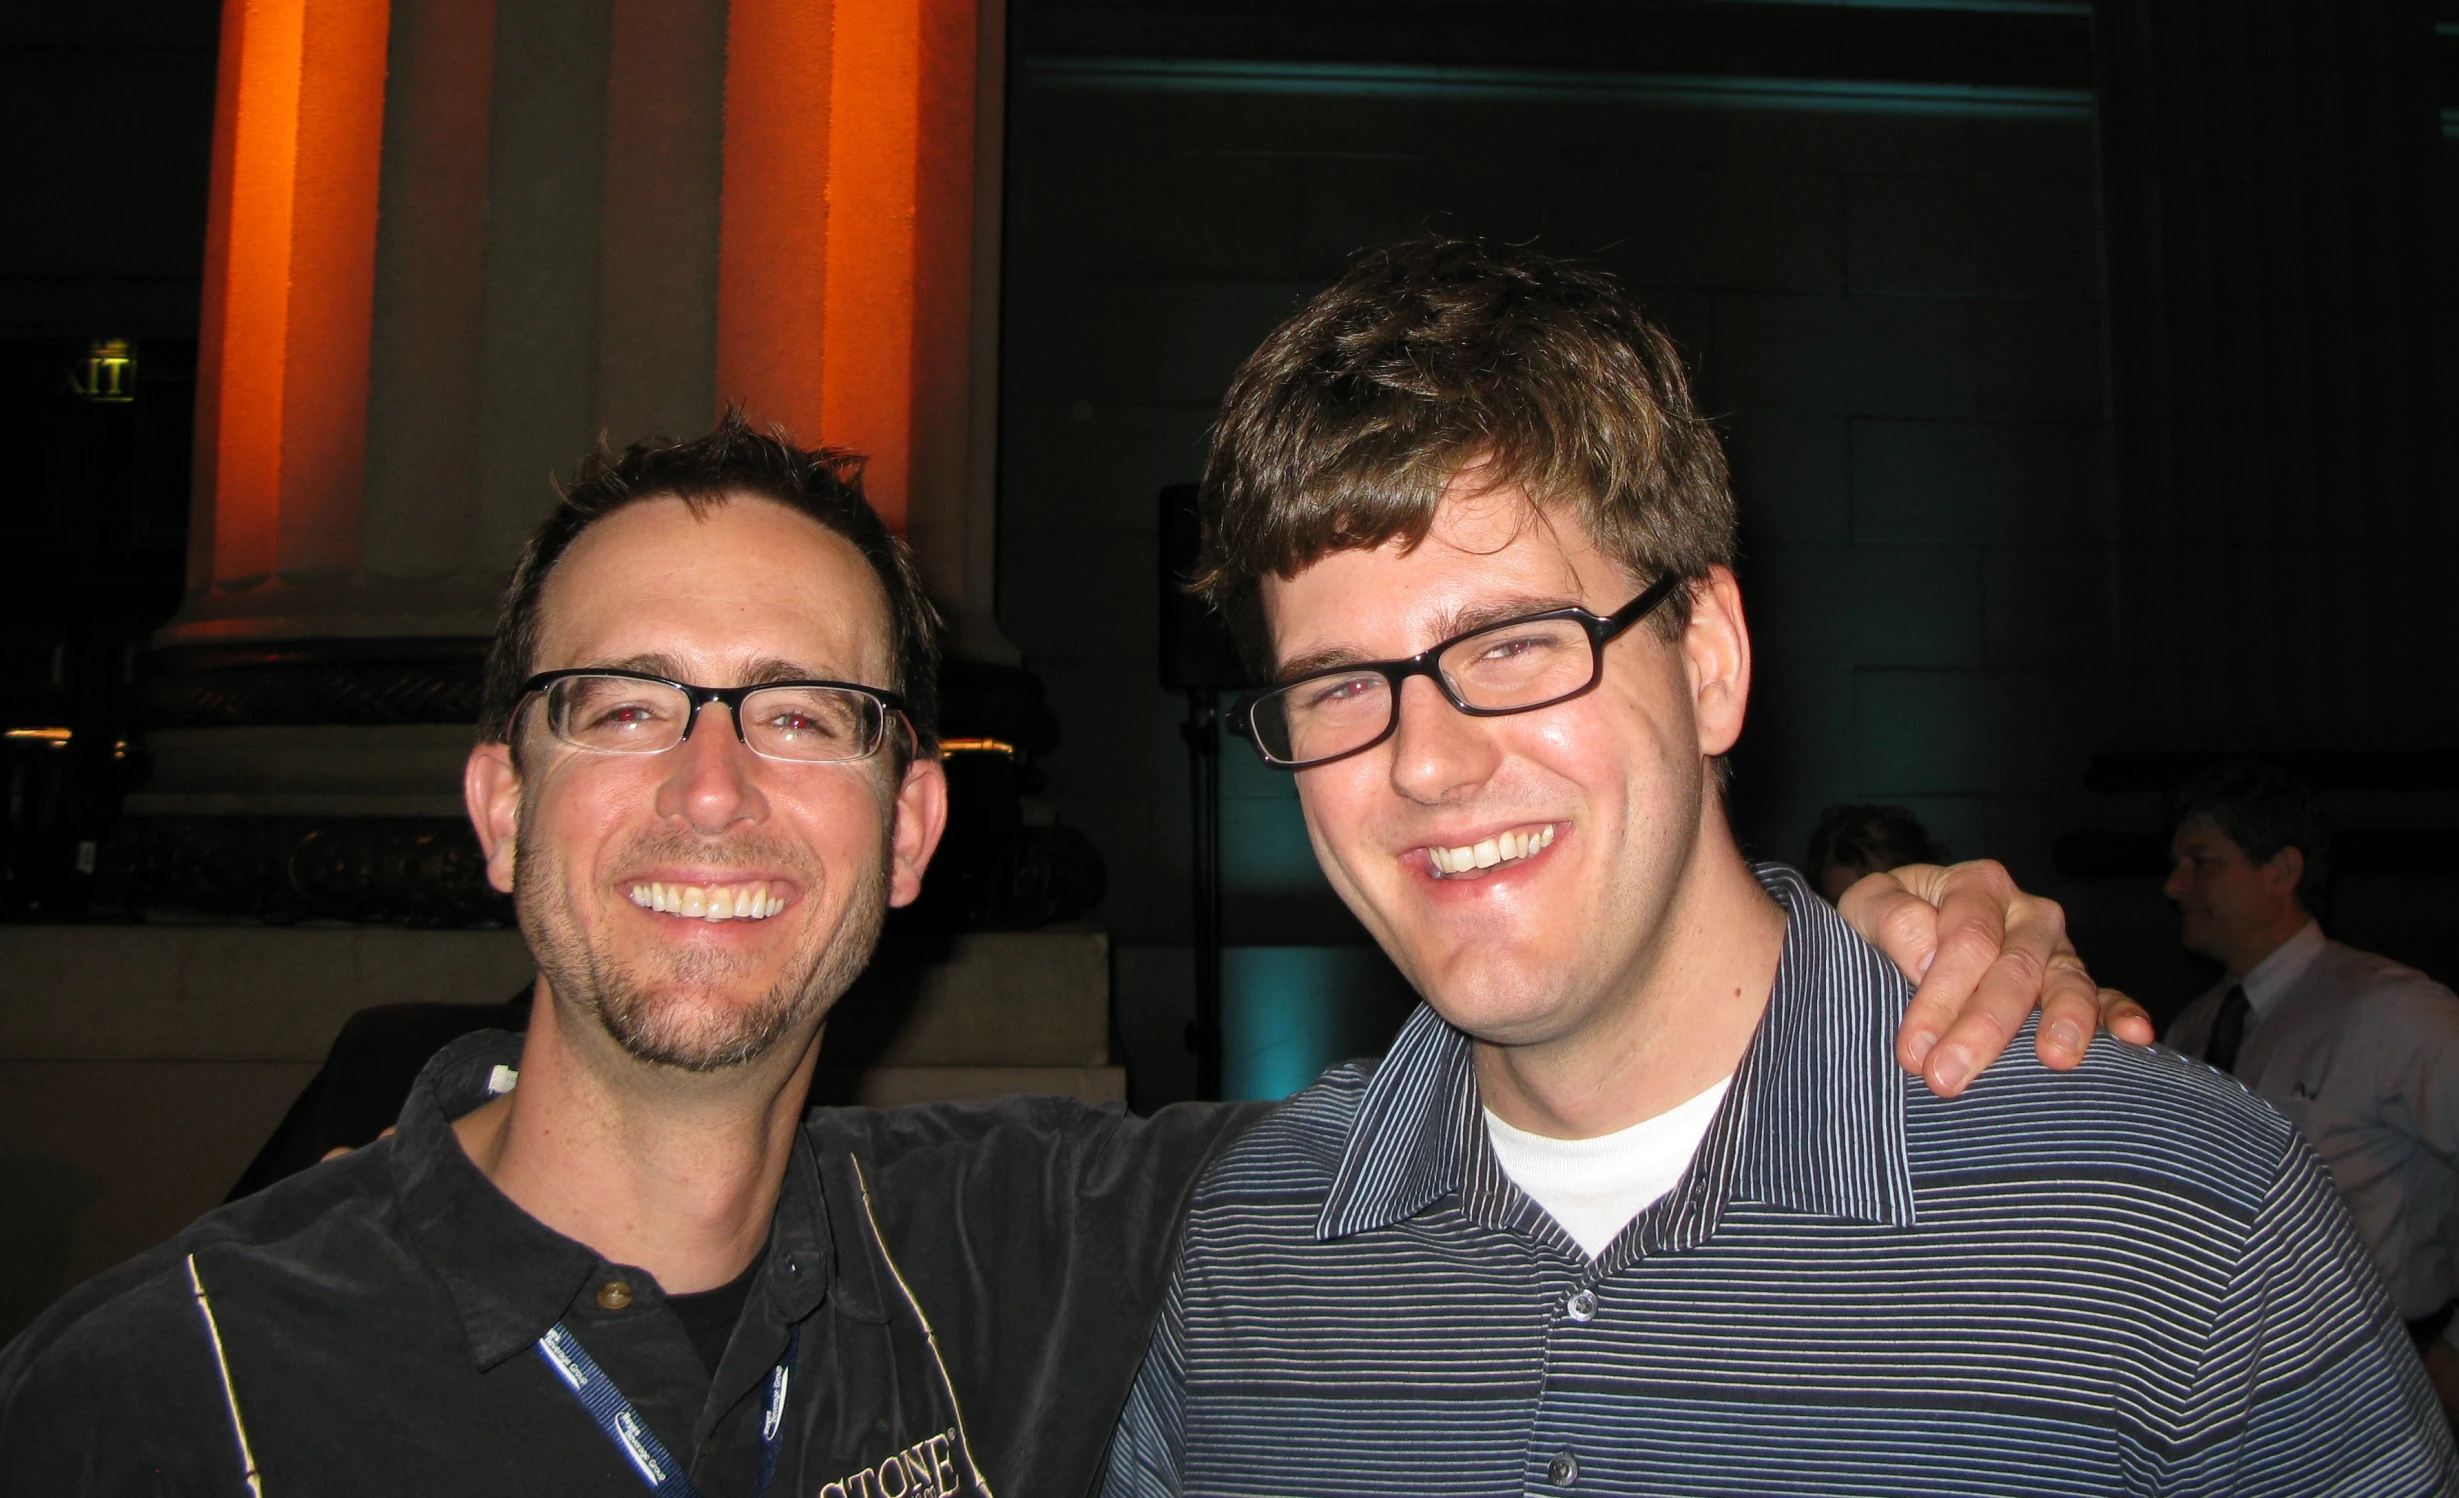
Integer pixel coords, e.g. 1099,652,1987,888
552,676,686,749
745,686,872,759
1441,619,1591,708
1277,672,1392,762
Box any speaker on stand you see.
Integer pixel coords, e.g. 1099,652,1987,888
1158,484,1247,1100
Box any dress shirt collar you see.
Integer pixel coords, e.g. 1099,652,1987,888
388,1028,837,1374
1316,863,1918,1260
2240,918,2326,1021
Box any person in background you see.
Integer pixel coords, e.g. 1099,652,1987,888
1805,802,1952,903
2164,758,2459,1427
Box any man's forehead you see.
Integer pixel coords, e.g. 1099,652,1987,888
1262,491,1631,662
2172,817,2244,857
535,495,893,679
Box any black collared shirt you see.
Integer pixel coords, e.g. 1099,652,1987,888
0,1030,1257,1497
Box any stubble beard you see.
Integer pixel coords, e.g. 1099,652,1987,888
516,811,893,1074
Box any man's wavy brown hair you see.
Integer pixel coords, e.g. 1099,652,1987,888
1194,238,1736,672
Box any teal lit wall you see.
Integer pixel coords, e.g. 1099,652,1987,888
1220,947,1419,1102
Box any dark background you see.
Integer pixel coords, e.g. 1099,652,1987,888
5,1,2457,1110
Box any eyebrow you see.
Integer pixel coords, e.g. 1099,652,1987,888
1273,594,1589,684
595,653,834,686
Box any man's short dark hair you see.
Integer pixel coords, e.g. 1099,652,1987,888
478,408,941,760
2171,760,2332,914
1805,804,1951,881
1193,237,1736,669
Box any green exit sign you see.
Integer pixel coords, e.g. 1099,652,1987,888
69,339,136,402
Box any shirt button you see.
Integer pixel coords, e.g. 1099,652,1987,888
1565,1289,1597,1323
596,1279,634,1310
1547,1450,1579,1486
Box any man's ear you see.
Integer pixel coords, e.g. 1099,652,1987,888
2264,844,2305,905
1682,565,1752,758
887,754,951,908
465,743,523,895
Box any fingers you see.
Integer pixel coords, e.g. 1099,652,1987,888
1913,865,2050,1097
2097,987,2155,1046
2030,946,2103,1071
1834,861,1952,993
1849,859,2134,1098
1863,861,2012,1090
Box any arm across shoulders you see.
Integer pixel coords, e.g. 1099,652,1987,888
802,1094,1270,1184
819,1095,1270,1498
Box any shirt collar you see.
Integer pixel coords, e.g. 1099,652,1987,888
2241,919,2326,1020
1317,863,1917,1251
388,1029,836,1371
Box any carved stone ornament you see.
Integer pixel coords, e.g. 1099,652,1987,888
137,640,487,729
102,814,510,927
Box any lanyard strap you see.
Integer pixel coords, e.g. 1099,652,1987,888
535,1321,798,1497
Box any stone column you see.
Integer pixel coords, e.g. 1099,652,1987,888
130,0,1022,922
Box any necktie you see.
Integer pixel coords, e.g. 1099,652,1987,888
2206,985,2252,1074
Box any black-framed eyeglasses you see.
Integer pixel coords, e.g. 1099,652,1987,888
517,669,909,764
1231,574,1685,770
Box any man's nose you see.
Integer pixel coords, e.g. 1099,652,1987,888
2160,862,2188,901
655,703,769,831
1385,673,1501,803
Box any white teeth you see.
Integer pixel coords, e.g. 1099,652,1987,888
626,881,789,921
1429,825,1556,877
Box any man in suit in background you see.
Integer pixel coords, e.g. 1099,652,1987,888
2164,759,2459,1426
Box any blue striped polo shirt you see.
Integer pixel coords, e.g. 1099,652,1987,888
1104,865,2457,1497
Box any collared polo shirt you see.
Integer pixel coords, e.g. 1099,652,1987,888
0,1030,1258,1497
1105,866,2457,1498
2169,925,2459,1328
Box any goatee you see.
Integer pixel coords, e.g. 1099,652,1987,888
517,824,891,1073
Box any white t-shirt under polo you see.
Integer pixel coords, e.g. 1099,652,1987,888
1483,1077,1733,1259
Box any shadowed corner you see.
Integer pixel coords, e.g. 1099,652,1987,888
0,1155,100,1348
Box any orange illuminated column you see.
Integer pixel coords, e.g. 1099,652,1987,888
717,0,985,540
188,0,391,622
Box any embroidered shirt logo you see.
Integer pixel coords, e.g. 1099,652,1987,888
819,1428,964,1498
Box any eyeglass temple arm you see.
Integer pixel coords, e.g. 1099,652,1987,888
1608,573,1685,632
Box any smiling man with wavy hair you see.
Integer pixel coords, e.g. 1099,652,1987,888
1104,239,2453,1497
